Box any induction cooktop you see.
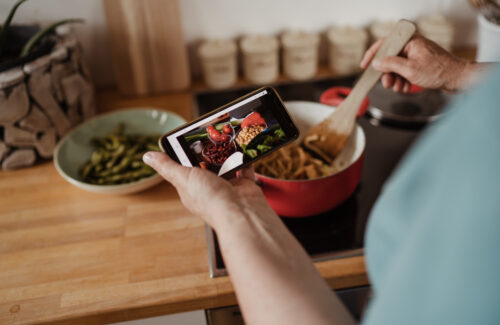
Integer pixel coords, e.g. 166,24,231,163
193,76,448,277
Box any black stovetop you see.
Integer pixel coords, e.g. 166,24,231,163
193,76,443,277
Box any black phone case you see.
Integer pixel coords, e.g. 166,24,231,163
159,87,299,178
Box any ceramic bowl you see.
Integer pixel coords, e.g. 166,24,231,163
54,108,186,194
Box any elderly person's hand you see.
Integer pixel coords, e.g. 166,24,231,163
142,151,275,231
360,34,473,93
143,151,355,325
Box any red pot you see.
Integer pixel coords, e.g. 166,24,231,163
256,101,366,217
320,86,369,117
408,84,424,94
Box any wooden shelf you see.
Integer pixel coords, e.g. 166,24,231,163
190,64,358,94
190,46,477,94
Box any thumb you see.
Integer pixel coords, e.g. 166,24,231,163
143,151,190,188
372,56,414,81
238,165,256,181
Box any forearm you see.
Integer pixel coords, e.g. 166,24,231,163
143,153,354,324
215,205,355,325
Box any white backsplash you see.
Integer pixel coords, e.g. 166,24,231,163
0,0,479,86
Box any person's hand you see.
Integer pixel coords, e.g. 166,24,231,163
142,151,277,231
360,34,469,93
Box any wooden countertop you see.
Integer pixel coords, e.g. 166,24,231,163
1,46,477,324
0,88,368,325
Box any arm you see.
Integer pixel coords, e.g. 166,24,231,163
360,34,490,93
143,152,355,325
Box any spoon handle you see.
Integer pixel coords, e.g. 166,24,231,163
344,19,417,116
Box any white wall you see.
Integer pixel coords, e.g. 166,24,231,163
179,0,477,41
0,0,479,86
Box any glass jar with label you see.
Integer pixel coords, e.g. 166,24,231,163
327,26,368,75
240,35,279,84
199,39,237,89
281,31,319,80
417,14,454,52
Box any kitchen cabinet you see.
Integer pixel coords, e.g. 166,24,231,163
111,311,205,325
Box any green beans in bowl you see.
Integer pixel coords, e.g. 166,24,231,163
54,108,186,194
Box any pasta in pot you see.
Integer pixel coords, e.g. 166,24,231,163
255,144,337,180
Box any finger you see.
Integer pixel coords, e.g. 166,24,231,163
381,73,394,88
401,32,426,57
143,151,190,187
400,34,417,57
372,56,414,82
238,166,256,181
360,38,385,69
229,178,240,186
402,81,411,93
393,77,404,93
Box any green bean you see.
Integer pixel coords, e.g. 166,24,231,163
110,156,131,174
79,123,161,185
105,144,126,169
94,163,103,173
90,151,102,165
146,143,160,151
126,144,140,156
131,161,143,169
80,162,93,179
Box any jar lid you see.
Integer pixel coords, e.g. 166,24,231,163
327,26,368,44
199,39,237,59
281,31,319,48
241,35,278,54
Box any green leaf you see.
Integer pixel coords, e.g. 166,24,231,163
245,149,258,158
241,144,257,158
184,132,208,142
274,128,286,140
262,135,274,146
20,18,84,58
257,144,272,153
0,0,29,59
215,120,240,131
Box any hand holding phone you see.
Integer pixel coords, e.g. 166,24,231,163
159,87,299,178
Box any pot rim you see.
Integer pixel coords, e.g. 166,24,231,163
256,101,366,183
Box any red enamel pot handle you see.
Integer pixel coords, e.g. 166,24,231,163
408,84,424,94
320,86,369,117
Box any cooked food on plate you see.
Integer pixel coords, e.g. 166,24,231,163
236,112,267,146
236,124,266,146
240,126,286,159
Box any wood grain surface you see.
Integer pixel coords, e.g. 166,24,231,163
0,88,368,325
102,0,191,95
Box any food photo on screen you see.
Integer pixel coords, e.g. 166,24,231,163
176,95,292,176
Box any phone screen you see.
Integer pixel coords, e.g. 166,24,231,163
162,88,298,177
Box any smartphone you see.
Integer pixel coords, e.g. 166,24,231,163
159,87,299,178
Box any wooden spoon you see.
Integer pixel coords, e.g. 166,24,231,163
303,19,417,164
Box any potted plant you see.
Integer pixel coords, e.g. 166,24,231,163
0,0,96,170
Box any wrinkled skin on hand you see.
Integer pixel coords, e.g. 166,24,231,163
143,151,275,231
360,34,469,93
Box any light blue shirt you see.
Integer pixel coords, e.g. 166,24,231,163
363,65,500,325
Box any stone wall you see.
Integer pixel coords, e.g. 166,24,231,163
0,31,96,170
